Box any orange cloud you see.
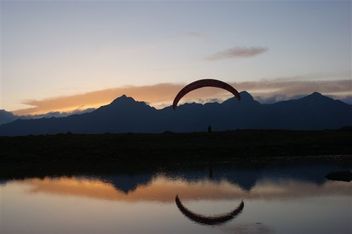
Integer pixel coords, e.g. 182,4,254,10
13,79,352,115
13,83,232,115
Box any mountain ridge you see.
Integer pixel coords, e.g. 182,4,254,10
0,91,351,136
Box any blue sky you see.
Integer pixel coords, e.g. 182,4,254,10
0,0,351,114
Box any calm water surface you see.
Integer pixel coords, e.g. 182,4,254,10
1,164,351,234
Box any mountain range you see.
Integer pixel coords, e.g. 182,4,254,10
0,91,351,136
0,110,17,125
0,108,95,125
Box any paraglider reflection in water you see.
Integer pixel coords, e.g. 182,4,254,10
175,195,244,225
172,79,241,110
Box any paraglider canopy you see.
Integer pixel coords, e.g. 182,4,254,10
172,79,240,109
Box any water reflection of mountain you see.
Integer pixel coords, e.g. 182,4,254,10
0,179,8,185
163,164,342,191
0,163,349,194
167,165,342,191
96,174,154,193
92,163,348,193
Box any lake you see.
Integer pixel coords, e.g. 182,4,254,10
1,163,351,234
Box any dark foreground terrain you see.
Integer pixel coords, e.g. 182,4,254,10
0,129,351,177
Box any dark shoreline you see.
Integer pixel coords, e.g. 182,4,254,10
1,129,351,178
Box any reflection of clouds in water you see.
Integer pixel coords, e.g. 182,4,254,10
12,176,352,202
221,223,274,234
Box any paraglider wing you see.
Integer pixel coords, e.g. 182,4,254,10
175,195,244,225
172,79,241,109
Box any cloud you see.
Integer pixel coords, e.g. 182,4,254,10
207,46,268,60
14,84,182,115
241,79,352,103
19,108,95,119
13,79,352,115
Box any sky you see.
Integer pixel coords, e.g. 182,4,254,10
0,0,351,115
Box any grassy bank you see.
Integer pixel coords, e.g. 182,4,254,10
0,129,351,178
1,129,351,162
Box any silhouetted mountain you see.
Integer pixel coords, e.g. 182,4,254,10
0,110,17,125
0,108,96,126
0,92,351,136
